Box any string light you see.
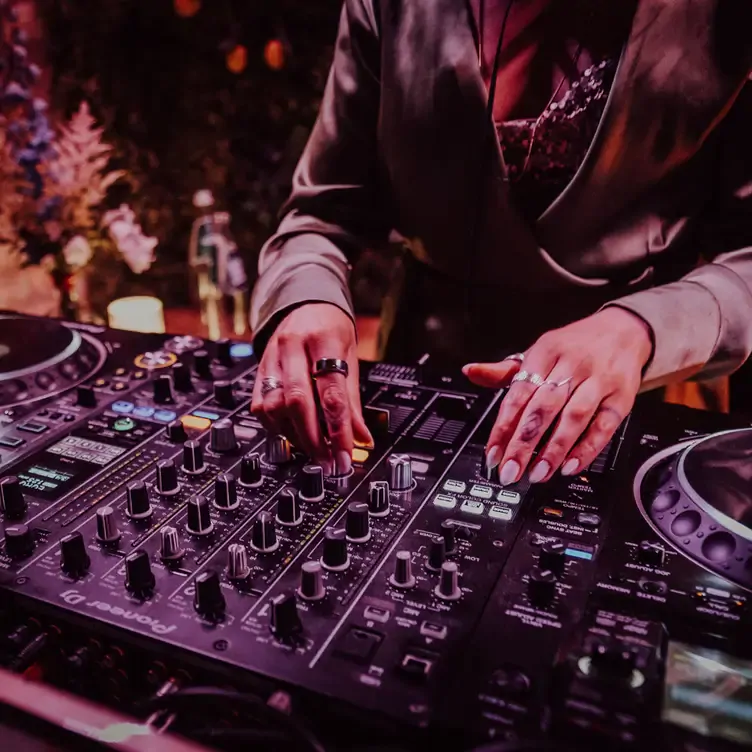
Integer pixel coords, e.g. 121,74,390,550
264,39,286,70
174,0,201,18
226,44,248,74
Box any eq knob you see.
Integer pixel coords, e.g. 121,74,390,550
266,435,292,465
159,526,184,562
250,511,278,553
0,476,26,520
426,536,446,572
299,465,324,502
213,381,235,409
270,593,302,639
124,549,155,595
186,495,214,536
153,374,175,404
194,570,225,619
193,349,213,380
239,453,263,488
126,481,152,520
367,480,390,517
389,550,416,588
182,440,205,474
388,453,413,491
76,384,97,408
440,520,457,554
96,506,120,543
209,419,238,454
165,420,187,444
298,560,326,601
216,338,234,368
213,473,239,511
4,524,34,560
156,460,180,495
276,488,303,526
637,540,665,567
539,539,567,576
528,566,557,607
321,528,349,571
345,502,370,543
60,531,90,576
434,561,462,600
227,543,251,580
171,362,193,392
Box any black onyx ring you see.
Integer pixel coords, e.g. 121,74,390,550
313,358,349,378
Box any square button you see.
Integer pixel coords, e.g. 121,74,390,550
443,479,466,494
333,627,383,664
470,484,493,499
0,436,24,448
460,499,485,516
18,422,49,434
497,489,521,505
133,407,155,418
489,505,513,521
433,494,457,510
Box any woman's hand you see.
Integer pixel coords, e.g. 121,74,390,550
251,303,373,476
463,308,653,485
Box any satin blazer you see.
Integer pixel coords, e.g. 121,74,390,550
250,0,752,390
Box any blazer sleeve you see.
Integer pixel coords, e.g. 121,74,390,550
605,81,752,390
249,0,390,355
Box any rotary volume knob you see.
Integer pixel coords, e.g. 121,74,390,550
60,531,90,576
299,465,324,502
213,381,235,409
4,524,34,560
266,435,292,465
165,420,187,444
171,362,193,392
213,473,239,511
227,543,251,580
182,440,205,474
96,506,120,543
125,549,155,595
390,551,416,588
321,528,349,571
270,593,302,639
250,512,278,552
367,481,390,517
126,481,152,520
186,495,214,536
159,526,184,562
0,476,26,520
638,541,665,567
528,566,557,607
440,520,457,554
434,561,461,600
426,536,446,572
153,374,175,404
276,489,303,526
194,570,225,619
345,502,370,543
539,539,567,576
156,460,180,495
193,350,213,380
216,338,234,367
388,454,413,491
240,453,263,487
210,419,238,454
298,560,326,601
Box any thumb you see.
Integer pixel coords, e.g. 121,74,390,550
462,361,520,388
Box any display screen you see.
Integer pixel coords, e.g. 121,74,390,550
663,641,752,745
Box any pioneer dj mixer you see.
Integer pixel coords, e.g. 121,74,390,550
1,312,751,751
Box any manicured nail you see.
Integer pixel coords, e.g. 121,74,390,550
335,450,352,476
499,459,520,486
561,458,579,476
486,445,502,470
528,460,550,484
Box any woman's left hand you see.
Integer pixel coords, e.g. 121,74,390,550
463,307,654,485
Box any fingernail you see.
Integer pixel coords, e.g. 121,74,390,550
335,450,352,476
561,458,579,476
321,460,334,477
499,459,520,486
485,445,502,470
528,460,550,484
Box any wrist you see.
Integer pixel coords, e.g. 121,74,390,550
597,306,654,368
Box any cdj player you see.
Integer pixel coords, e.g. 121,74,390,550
1,312,752,751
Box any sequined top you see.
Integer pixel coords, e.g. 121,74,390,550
496,58,617,221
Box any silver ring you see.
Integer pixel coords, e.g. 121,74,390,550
545,376,573,389
504,353,525,363
260,376,284,397
313,357,349,378
511,370,546,388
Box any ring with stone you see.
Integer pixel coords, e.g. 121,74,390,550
260,376,284,397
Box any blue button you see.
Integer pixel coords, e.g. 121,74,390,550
133,406,156,418
565,548,593,561
112,401,134,414
230,343,253,358
193,409,220,421
153,410,177,423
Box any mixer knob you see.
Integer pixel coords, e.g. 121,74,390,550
182,440,205,474
637,540,665,567
152,374,175,404
299,464,325,502
389,550,416,588
194,570,225,619
159,526,184,562
171,362,194,392
4,524,34,560
590,642,637,680
440,520,457,554
239,453,263,488
124,549,156,595
213,473,239,511
426,536,446,572
96,506,120,543
126,481,152,520
270,592,302,639
434,561,462,600
539,539,567,576
0,476,26,520
527,566,557,606
227,543,251,580
165,420,187,444
76,384,97,408
193,349,213,380
186,495,214,536
250,511,279,552
60,531,90,576
388,453,413,491
321,528,349,571
209,419,238,454
156,460,180,495
213,380,235,409
216,338,234,367
298,560,326,601
276,488,303,526
266,435,292,465
345,502,371,543
367,480,390,517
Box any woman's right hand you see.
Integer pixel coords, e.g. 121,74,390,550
251,303,373,476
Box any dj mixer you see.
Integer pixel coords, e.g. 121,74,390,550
0,312,751,751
